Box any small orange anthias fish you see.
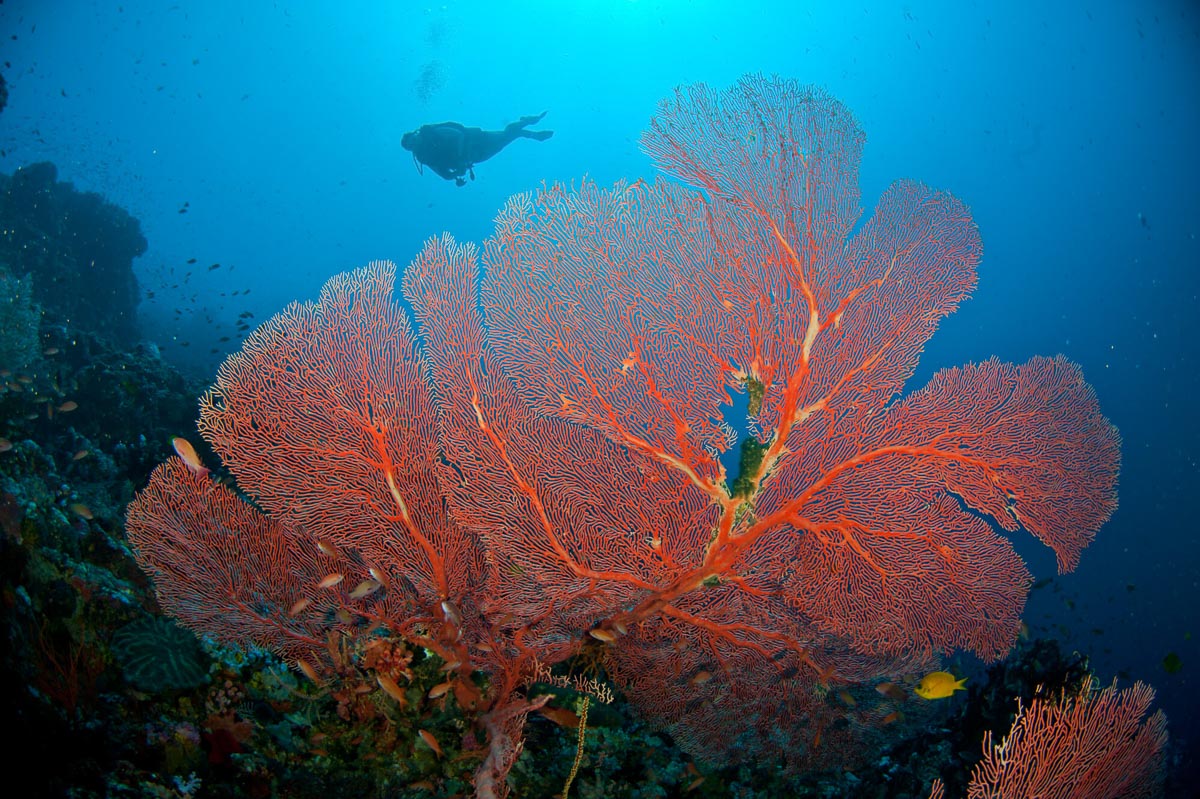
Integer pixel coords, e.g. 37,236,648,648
418,729,442,758
171,436,209,476
914,671,968,700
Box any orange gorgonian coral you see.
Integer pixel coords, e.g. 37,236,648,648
126,75,1122,795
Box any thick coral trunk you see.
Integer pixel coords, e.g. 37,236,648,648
473,694,551,799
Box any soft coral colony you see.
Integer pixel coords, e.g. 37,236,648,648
124,74,1152,796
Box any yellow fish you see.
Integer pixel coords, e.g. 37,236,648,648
914,671,967,700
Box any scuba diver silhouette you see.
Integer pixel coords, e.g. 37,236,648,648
401,112,553,186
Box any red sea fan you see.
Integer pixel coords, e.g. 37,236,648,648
126,74,1122,791
968,678,1167,799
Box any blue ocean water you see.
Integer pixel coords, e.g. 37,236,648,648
2,0,1196,792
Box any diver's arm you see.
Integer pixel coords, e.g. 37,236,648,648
428,162,460,181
